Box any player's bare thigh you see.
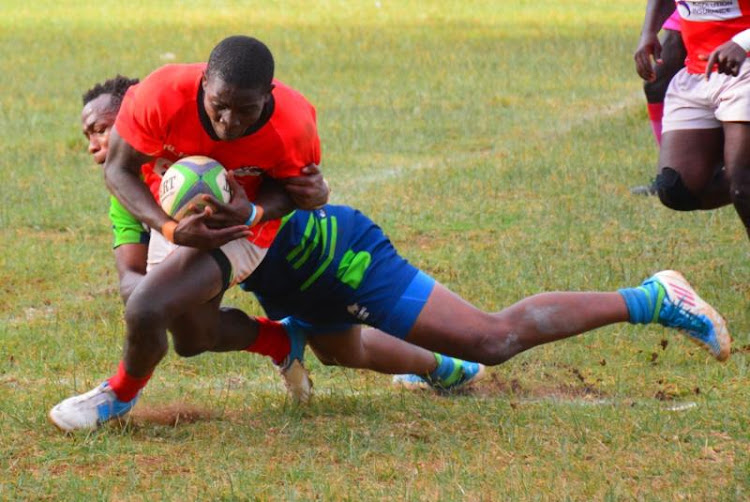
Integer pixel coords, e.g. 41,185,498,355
403,282,500,359
659,128,724,190
128,245,225,319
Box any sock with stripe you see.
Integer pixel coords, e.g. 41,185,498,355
108,360,152,402
245,317,290,365
428,353,462,387
647,102,664,146
618,280,666,325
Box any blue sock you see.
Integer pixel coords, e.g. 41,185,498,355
618,280,665,325
428,353,456,382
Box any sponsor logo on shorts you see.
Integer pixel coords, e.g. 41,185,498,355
347,303,370,322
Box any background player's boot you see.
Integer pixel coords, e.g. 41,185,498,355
629,178,657,196
392,357,486,392
49,382,139,432
647,270,731,361
277,317,313,404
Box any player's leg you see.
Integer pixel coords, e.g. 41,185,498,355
403,272,730,365
306,325,436,373
656,127,729,210
643,28,686,147
654,69,731,210
306,324,485,391
49,246,228,431
722,121,750,239
631,23,686,195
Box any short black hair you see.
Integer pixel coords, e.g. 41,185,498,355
205,36,274,90
82,74,139,109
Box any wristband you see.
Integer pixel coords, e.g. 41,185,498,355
161,220,178,243
244,203,257,227
732,29,750,52
253,205,265,226
244,203,265,227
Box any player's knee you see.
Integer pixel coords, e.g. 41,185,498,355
655,167,701,211
464,321,522,366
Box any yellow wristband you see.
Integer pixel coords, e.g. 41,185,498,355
161,220,178,243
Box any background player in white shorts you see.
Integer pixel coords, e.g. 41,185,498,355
636,0,750,238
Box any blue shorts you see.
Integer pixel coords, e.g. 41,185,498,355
240,205,435,339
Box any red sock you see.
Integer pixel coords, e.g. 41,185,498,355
107,360,152,402
245,317,290,364
647,102,664,146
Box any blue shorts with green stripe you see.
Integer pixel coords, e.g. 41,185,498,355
240,205,435,339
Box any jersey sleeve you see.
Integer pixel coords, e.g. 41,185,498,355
268,93,321,179
109,195,150,249
114,67,180,157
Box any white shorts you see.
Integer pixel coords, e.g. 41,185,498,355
147,231,268,289
662,65,750,133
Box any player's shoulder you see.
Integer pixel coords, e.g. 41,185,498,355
131,63,205,109
142,63,205,88
270,79,317,130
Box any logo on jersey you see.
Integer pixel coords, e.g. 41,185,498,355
233,166,265,177
153,157,174,176
347,303,370,322
163,144,189,158
677,0,741,21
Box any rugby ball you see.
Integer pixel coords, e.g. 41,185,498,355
159,156,231,220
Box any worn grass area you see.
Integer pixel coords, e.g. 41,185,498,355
1,0,748,500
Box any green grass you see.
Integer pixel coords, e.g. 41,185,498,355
1,1,749,500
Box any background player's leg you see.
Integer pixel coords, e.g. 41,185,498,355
657,128,729,210
643,29,686,146
722,122,750,239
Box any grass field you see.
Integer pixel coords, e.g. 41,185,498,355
1,0,749,499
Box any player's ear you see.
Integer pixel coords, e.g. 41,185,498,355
201,72,209,90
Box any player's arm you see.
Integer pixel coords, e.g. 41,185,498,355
104,127,164,230
108,195,148,303
105,127,250,249
634,0,676,82
703,36,750,79
114,244,147,303
279,163,330,210
202,163,330,227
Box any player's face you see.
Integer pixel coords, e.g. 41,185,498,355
81,94,117,165
202,75,272,141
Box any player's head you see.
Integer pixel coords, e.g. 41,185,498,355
202,35,275,141
81,75,139,165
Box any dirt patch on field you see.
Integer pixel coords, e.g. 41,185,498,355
129,402,216,426
472,372,606,401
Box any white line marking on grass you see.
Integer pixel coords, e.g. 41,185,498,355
338,90,644,192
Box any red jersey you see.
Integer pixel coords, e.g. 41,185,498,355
115,63,321,247
677,0,750,73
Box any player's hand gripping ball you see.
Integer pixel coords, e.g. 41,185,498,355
159,156,231,220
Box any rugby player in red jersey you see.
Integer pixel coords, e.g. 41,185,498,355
49,37,332,430
636,1,750,234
